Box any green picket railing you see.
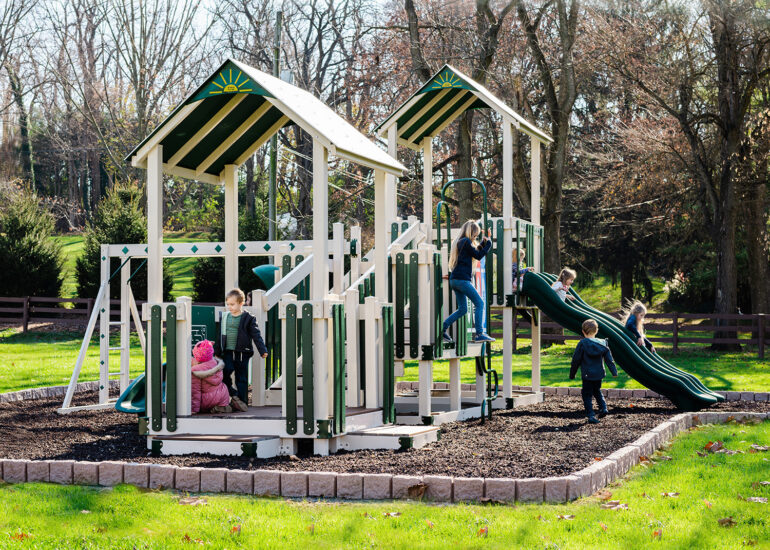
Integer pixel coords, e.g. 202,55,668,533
433,252,444,359
285,303,298,435
332,303,346,434
165,305,177,432
382,304,395,423
150,305,162,432
301,303,314,435
408,251,419,358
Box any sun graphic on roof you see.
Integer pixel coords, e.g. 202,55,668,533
431,71,461,89
209,69,253,95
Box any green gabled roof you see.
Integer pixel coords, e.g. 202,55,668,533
127,59,405,181
376,64,552,149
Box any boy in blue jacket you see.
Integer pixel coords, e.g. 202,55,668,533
570,319,618,424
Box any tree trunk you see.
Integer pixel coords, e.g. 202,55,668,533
5,63,35,190
542,117,569,273
455,111,476,223
620,264,634,308
745,180,769,314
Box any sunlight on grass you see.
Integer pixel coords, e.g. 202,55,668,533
0,421,767,549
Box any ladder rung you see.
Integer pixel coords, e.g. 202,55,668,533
108,321,126,325
108,346,126,351
108,372,122,376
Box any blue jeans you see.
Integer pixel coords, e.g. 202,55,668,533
581,379,607,418
443,279,485,335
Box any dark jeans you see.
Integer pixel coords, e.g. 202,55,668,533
443,279,485,335
581,379,607,418
223,351,249,403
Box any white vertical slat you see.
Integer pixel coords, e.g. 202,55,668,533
374,169,388,302
417,244,432,419
332,222,344,294
502,121,514,401
422,137,433,234
176,297,192,416
345,290,360,407
98,246,110,404
386,126,398,226
120,258,131,394
147,145,164,304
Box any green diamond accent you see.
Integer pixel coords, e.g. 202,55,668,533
239,243,246,252
215,245,222,253
100,361,104,365
144,247,148,253
289,243,295,251
102,256,106,261
167,246,174,253
191,245,198,253
263,243,271,251
122,246,129,254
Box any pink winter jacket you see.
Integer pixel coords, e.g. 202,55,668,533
191,359,231,413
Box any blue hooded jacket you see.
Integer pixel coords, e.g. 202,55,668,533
570,337,618,381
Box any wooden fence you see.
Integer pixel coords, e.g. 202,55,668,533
490,311,770,359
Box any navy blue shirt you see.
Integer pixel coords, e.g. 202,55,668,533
625,314,652,347
570,337,618,381
449,237,492,281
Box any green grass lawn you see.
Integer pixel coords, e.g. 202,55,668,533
400,340,770,393
1,325,767,395
571,274,669,313
0,328,145,394
1,420,768,549
53,232,212,300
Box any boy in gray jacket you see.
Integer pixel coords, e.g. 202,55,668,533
570,319,618,424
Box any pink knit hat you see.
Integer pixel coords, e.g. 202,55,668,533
192,340,214,363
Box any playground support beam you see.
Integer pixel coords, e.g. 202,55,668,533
374,169,388,302
147,145,163,304
422,137,432,234
312,139,330,454
387,124,398,225
224,164,239,289
502,122,514,401
531,138,541,269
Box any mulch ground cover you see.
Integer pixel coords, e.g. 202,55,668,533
1,395,767,479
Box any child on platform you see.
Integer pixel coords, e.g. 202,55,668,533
551,268,577,302
190,340,232,414
570,319,618,424
512,248,534,292
441,220,495,344
215,288,269,409
624,300,655,353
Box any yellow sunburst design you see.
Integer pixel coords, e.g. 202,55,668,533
430,71,461,89
209,69,253,95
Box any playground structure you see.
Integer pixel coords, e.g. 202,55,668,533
59,59,553,457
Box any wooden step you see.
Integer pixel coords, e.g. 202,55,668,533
149,433,281,457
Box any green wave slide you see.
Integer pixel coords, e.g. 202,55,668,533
521,271,724,411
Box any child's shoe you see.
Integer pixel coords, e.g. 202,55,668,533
587,416,599,424
598,409,608,419
442,331,454,344
210,405,232,414
230,396,249,412
473,333,495,343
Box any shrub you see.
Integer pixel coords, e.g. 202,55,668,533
0,189,63,297
76,183,172,300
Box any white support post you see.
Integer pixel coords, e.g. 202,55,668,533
530,138,541,270
99,246,110,404
387,124,398,225
345,289,361,407
417,244,432,419
374,169,388,302
176,296,192,417
449,358,461,412
147,145,163,304
119,257,131,394
332,222,344,294
251,289,267,406
502,122,514,401
422,137,433,235
311,140,330,453
532,311,541,393
224,164,239,290
363,296,380,408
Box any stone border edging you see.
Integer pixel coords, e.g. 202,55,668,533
2,382,767,404
1,411,767,503
0,380,121,404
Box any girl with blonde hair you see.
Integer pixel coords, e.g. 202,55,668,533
623,300,655,352
442,220,494,344
551,267,577,302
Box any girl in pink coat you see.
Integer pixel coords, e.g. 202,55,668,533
191,340,235,414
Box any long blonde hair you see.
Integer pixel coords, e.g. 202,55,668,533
622,300,647,334
557,267,577,284
448,220,481,271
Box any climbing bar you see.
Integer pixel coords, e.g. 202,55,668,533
301,303,314,436
150,305,162,432
409,251,419,358
382,304,395,423
285,303,298,435
395,253,405,358
433,252,443,359
332,304,346,434
165,305,177,432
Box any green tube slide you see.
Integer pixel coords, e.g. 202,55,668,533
521,271,724,411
